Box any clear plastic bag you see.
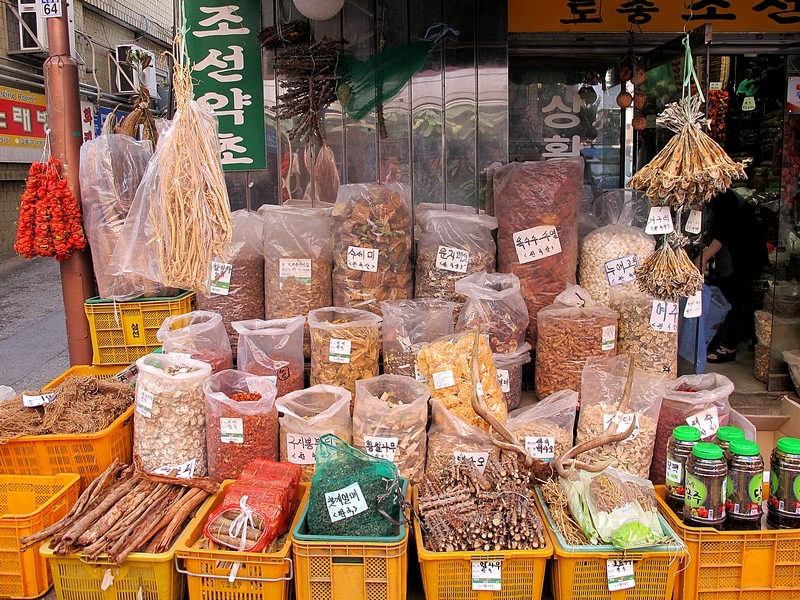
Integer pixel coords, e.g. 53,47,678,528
506,389,577,461
79,134,161,301
380,298,457,378
276,384,352,481
203,370,278,482
232,316,305,398
455,272,529,354
414,207,498,303
575,355,666,478
416,331,506,430
134,353,212,477
650,373,734,484
493,159,584,346
196,210,265,355
535,285,618,399
493,343,531,411
157,310,233,373
261,202,333,356
331,182,413,314
426,398,500,477
308,307,381,397
352,375,430,484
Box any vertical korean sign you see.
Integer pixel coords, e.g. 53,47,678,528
184,0,266,171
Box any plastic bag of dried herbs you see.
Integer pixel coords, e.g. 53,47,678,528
276,384,352,482
331,182,413,315
203,369,278,482
306,434,404,537
308,307,381,397
506,389,577,462
425,399,500,477
352,375,430,484
157,310,233,373
492,343,531,410
455,272,529,353
232,316,305,398
380,298,457,378
414,205,498,303
196,209,265,356
535,284,618,399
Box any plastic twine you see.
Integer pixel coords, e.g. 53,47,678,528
681,33,705,118
226,495,255,582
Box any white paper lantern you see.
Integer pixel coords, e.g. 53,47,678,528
293,0,345,21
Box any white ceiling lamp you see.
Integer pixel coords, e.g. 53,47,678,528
292,0,344,21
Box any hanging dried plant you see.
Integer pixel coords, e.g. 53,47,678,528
634,240,703,302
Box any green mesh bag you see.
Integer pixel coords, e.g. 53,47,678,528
307,434,404,537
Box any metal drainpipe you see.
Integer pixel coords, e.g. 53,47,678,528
44,0,96,365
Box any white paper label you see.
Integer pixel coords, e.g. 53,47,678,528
650,300,679,333
513,225,562,264
436,245,470,273
472,560,502,591
285,432,324,465
100,569,114,591
432,370,456,389
22,392,57,407
686,407,720,438
136,389,155,418
607,560,635,592
210,261,233,295
666,457,683,485
684,290,703,318
497,369,510,393
685,209,703,234
279,258,312,286
601,325,616,351
710,82,723,90
220,417,244,444
326,482,369,523
645,206,675,235
363,436,399,461
454,451,489,474
603,412,640,440
525,436,556,460
153,459,196,479
604,254,639,286
346,246,379,272
329,338,352,364
414,363,428,384
742,96,756,111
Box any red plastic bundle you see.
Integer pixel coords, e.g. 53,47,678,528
203,460,302,552
14,157,86,261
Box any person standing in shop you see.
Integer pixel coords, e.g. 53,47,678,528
701,189,769,363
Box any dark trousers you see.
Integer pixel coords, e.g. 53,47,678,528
709,273,756,352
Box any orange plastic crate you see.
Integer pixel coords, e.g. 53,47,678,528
0,365,133,490
656,484,800,600
0,473,80,599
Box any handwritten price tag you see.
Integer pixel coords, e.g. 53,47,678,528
454,451,489,474
685,209,703,234
525,436,556,460
346,246,379,272
435,245,470,273
650,300,679,333
686,407,720,438
607,560,635,592
326,482,369,523
210,261,233,295
496,369,510,393
513,226,562,264
363,436,399,461
684,290,703,318
603,412,640,440
219,418,244,444
433,370,456,389
472,560,502,591
604,254,639,286
285,433,323,465
136,389,154,418
329,339,352,364
279,258,312,286
22,392,57,407
645,206,674,235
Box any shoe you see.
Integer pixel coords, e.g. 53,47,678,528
707,347,737,363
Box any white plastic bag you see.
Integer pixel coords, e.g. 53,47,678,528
157,310,233,373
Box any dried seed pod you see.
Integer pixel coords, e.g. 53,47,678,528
632,115,647,132
617,91,633,109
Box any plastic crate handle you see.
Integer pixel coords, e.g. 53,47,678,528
174,555,294,582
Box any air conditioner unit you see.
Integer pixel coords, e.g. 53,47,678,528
8,0,76,57
114,45,157,96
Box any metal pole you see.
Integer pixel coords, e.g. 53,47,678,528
44,0,96,365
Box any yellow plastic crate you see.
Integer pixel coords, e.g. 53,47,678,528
655,484,800,600
84,291,194,364
0,473,80,599
413,486,552,600
0,365,134,490
291,489,409,600
176,480,309,600
539,488,686,600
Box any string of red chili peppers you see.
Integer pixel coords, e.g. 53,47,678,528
14,156,86,261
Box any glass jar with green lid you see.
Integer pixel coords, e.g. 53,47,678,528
768,437,800,529
712,426,745,460
666,425,702,514
684,442,728,530
726,439,764,531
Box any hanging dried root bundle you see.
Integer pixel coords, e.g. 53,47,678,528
258,20,310,49
116,50,158,144
627,96,746,209
634,241,703,302
274,39,343,143
19,460,217,562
